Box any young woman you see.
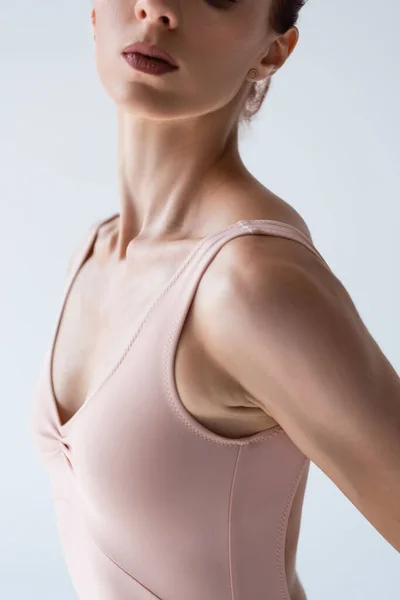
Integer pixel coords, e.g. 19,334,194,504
30,1,400,599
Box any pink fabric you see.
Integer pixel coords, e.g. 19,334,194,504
30,214,329,599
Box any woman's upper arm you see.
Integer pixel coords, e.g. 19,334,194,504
200,238,400,550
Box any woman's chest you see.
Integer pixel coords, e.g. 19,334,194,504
51,254,277,437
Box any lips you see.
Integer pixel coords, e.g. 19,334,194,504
122,42,178,68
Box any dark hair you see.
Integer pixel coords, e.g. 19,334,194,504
240,0,308,125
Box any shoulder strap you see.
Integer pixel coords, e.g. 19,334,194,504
162,218,332,349
66,212,119,285
238,218,329,266
182,218,331,286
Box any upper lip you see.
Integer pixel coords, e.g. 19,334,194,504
122,42,178,68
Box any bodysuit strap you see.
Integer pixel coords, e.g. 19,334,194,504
65,213,119,288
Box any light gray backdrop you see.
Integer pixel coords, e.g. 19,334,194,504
1,0,399,599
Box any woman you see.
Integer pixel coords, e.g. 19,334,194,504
30,0,400,599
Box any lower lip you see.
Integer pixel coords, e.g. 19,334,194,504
122,52,178,75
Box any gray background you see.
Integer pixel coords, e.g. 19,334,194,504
1,0,399,598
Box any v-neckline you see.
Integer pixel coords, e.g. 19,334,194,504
47,212,229,436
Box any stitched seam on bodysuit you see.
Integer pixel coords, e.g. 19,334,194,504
239,220,331,269
239,222,254,233
163,321,284,446
90,535,163,599
276,457,309,599
240,219,313,242
228,447,242,600
52,496,162,598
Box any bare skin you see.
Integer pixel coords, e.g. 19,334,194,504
90,0,298,262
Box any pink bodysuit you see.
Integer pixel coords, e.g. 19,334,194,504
30,213,330,599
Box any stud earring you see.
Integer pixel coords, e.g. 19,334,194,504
247,68,258,80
